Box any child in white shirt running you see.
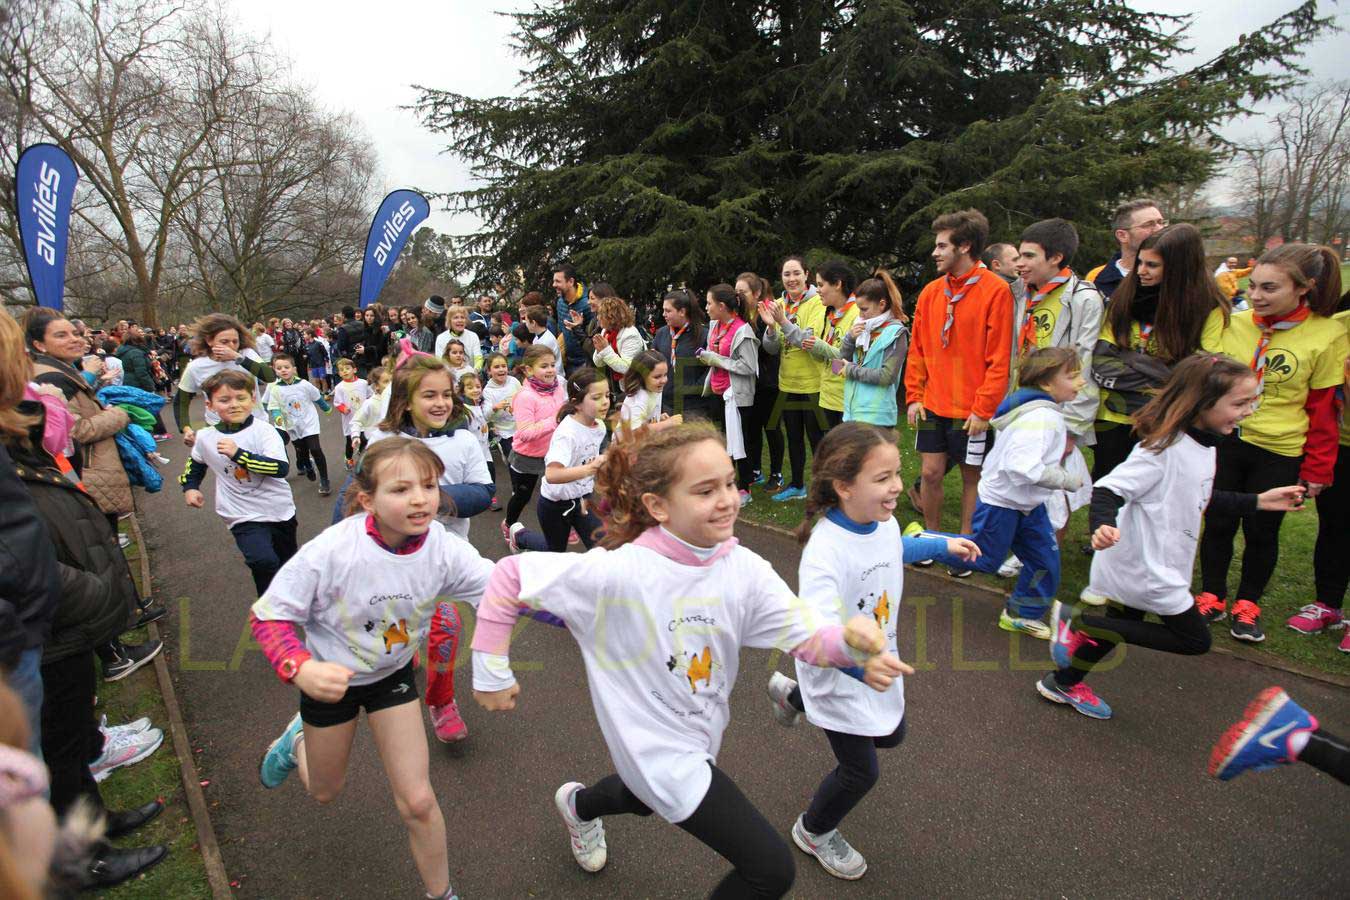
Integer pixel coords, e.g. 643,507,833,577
767,423,977,880
471,422,909,897
263,353,333,495
617,349,682,439
332,357,372,469
508,366,609,553
1039,355,1306,720
481,353,521,506
180,370,296,596
253,437,493,900
353,365,391,448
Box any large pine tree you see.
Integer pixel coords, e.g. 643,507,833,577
413,0,1330,298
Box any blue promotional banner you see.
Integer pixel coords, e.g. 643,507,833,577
15,143,78,311
359,189,430,308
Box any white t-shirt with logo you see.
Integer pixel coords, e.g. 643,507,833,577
367,426,491,540
795,516,906,736
252,515,493,685
333,378,372,437
190,417,295,528
619,387,663,432
541,415,606,502
1088,435,1216,615
179,350,267,426
482,376,521,437
264,379,323,439
506,542,831,822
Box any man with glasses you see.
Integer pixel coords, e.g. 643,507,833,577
1085,199,1167,299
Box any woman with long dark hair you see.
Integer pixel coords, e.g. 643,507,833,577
1091,223,1230,480
736,272,785,488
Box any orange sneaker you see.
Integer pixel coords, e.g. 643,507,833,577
1195,592,1227,624
1229,600,1265,643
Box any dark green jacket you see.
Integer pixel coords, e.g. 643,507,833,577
114,341,156,392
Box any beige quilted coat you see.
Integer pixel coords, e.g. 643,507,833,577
30,355,134,516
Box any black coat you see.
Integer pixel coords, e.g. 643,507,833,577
7,415,134,664
0,442,59,669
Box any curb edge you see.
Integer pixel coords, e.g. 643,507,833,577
130,513,234,899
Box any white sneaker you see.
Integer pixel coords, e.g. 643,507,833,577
996,554,1023,578
767,672,802,727
792,814,867,880
554,782,607,872
998,609,1051,640
91,727,164,783
1079,586,1110,607
99,714,154,739
117,533,131,549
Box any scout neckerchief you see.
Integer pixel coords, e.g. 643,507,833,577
823,298,857,345
940,263,985,348
783,290,808,320
667,322,688,370
1019,268,1071,353
1251,302,1311,393
855,312,897,355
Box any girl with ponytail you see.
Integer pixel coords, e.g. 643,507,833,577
835,269,909,426
1198,243,1349,642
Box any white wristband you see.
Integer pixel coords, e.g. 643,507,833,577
472,651,517,692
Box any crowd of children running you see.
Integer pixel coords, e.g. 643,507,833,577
4,199,1349,899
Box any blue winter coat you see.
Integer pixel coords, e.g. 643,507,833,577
96,386,165,492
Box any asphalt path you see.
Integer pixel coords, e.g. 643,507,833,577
139,401,1348,899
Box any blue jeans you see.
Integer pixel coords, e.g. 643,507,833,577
926,501,1059,619
11,646,44,758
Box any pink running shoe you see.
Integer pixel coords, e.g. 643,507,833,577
500,520,512,545
1285,602,1345,635
568,528,580,545
1340,630,1350,654
430,702,468,743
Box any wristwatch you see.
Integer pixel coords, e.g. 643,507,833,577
279,656,303,682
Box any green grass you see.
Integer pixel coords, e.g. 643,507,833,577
739,423,1350,678
94,522,214,899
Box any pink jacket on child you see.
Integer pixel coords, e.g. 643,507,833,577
509,381,565,458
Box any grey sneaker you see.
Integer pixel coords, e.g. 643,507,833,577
91,727,164,783
792,814,867,880
767,672,802,727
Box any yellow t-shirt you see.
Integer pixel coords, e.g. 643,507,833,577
1202,308,1350,457
818,302,861,412
775,293,827,395
1335,309,1350,447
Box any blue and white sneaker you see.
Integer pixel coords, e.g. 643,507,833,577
259,713,303,788
772,486,807,502
1209,686,1317,781
1036,674,1112,719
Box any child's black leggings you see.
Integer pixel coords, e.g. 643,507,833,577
514,496,602,553
1302,729,1350,785
1313,445,1350,609
1054,602,1211,688
1199,434,1301,602
343,433,368,462
292,434,329,481
573,765,795,899
505,466,539,526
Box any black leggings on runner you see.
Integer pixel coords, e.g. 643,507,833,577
785,685,906,834
573,765,795,899
1054,603,1211,687
343,433,368,463
292,434,329,481
1090,421,1138,483
505,466,540,526
1313,445,1350,609
514,495,603,553
1302,729,1350,785
1199,435,1302,602
777,392,825,489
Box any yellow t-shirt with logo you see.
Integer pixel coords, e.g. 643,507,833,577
1202,309,1350,457
1012,286,1066,391
818,303,862,412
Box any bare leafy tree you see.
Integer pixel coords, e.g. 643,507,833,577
1234,82,1350,249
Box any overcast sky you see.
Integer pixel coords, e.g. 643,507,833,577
231,0,1350,236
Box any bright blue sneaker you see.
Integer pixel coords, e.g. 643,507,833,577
1049,601,1097,670
259,713,303,788
772,486,806,502
1036,674,1112,719
1209,686,1317,781
751,470,766,487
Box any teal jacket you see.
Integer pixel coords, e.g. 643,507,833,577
842,322,907,426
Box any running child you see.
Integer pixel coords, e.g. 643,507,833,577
253,438,493,899
332,357,372,469
501,345,565,545
174,313,275,446
766,423,977,880
617,349,681,438
264,353,333,496
1039,355,1306,720
482,353,521,510
834,270,908,426
1208,685,1350,785
459,371,494,488
917,347,1086,638
302,329,329,396
471,423,910,897
507,367,608,553
354,364,392,448
180,370,296,595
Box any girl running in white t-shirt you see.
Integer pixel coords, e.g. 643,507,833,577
767,423,976,880
617,349,682,438
471,423,910,898
1040,354,1306,720
253,437,494,899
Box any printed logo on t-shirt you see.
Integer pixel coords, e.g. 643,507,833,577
1033,307,1057,345
667,646,721,694
1262,349,1298,389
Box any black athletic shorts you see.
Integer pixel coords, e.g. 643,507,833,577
299,661,418,727
913,411,992,466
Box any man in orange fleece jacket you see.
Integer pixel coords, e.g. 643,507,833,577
904,208,1014,536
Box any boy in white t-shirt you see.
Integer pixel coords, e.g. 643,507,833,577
332,357,372,469
181,369,298,595
264,353,333,495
